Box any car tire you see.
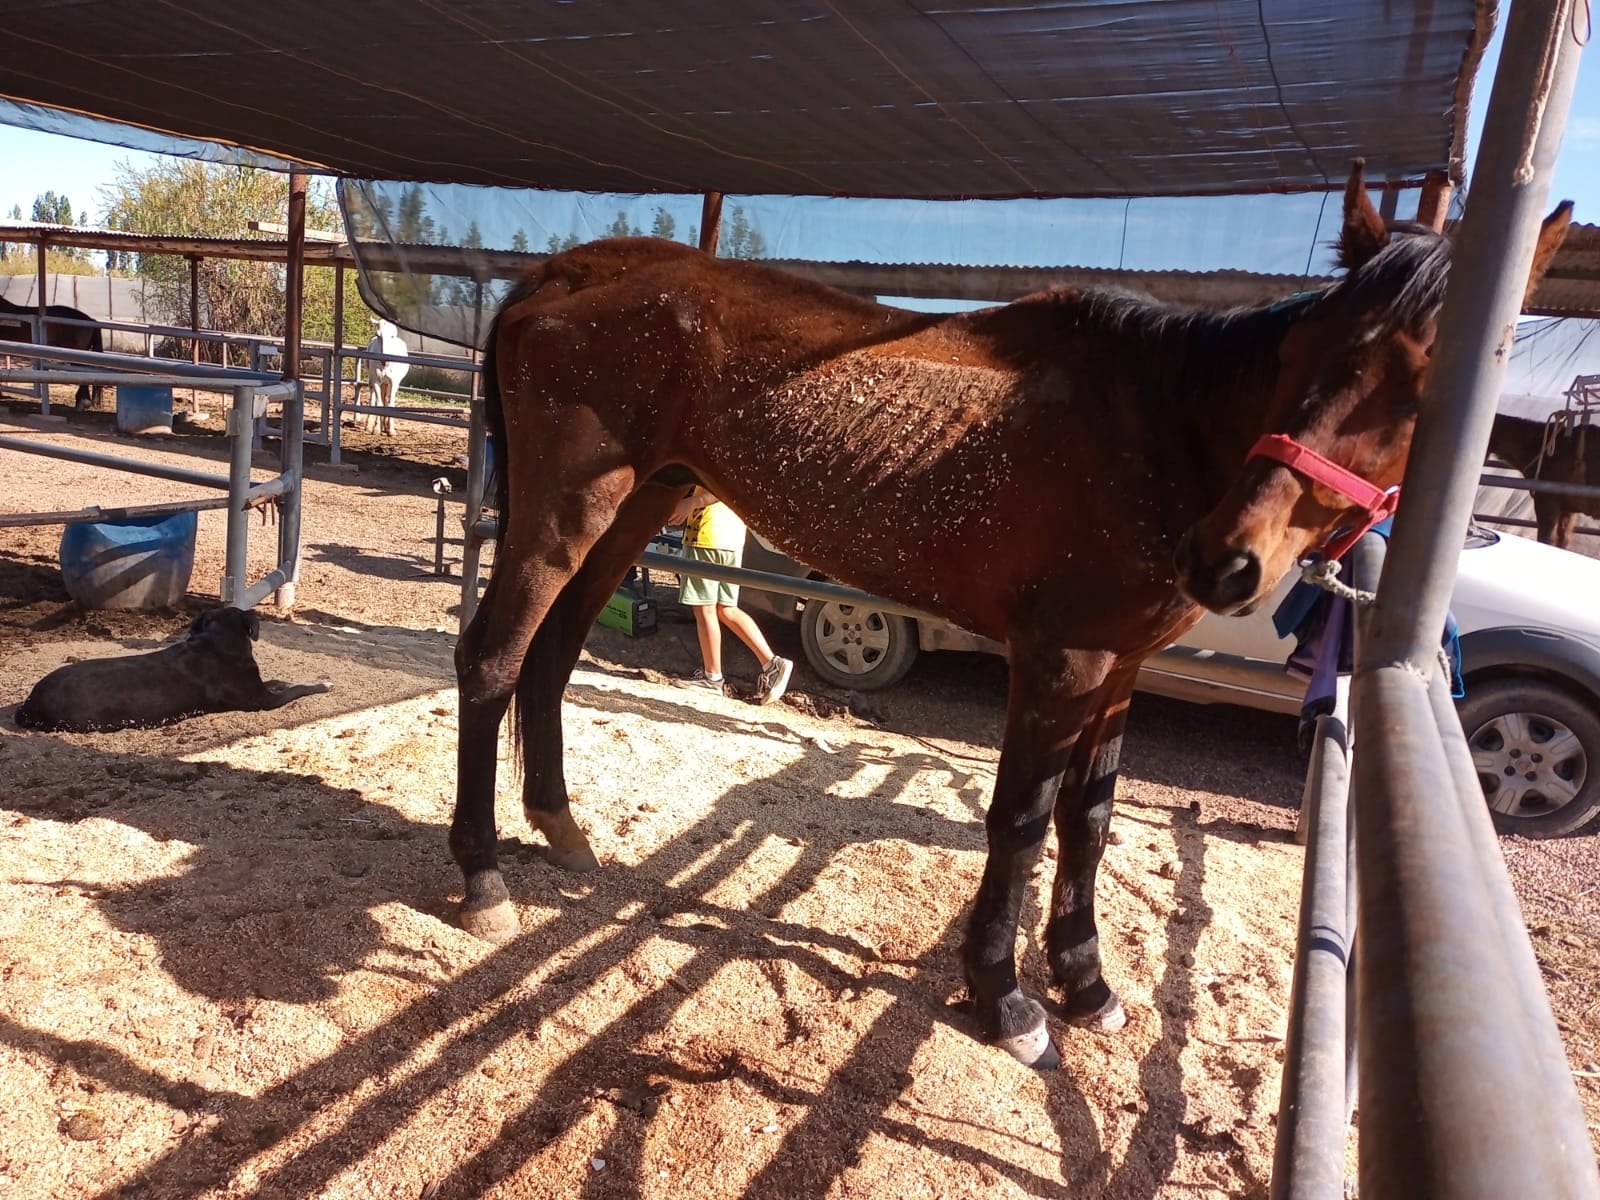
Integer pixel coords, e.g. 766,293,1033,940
799,597,919,691
1456,677,1600,838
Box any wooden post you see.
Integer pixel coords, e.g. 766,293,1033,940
189,255,201,364
1379,180,1401,224
1416,170,1452,232
699,192,724,255
283,170,308,382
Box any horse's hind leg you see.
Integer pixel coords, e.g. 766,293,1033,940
1045,675,1135,1031
516,481,687,871
450,465,639,943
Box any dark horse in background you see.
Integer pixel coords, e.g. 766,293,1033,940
0,294,105,409
450,162,1571,1068
1488,412,1599,549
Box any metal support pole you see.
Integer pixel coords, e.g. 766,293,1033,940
459,388,488,627
1365,8,1582,672
1271,707,1353,1200
1348,5,1593,1192
223,386,255,605
35,232,49,413
275,381,303,609
329,263,345,443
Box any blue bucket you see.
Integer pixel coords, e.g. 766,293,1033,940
59,510,198,610
116,385,175,435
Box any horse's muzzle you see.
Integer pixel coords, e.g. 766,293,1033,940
1173,528,1264,615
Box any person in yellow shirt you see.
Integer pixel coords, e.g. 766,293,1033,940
669,488,793,704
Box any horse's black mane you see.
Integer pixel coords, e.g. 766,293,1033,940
1074,227,1451,349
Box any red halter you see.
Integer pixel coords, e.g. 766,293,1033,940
1248,433,1401,561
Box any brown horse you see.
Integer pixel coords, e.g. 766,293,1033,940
0,294,105,409
1487,411,1599,549
451,163,1570,1068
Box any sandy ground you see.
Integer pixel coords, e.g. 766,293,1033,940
1,395,1596,1199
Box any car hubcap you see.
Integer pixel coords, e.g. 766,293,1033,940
813,602,893,675
1469,710,1587,818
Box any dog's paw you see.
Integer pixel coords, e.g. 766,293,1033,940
314,679,334,693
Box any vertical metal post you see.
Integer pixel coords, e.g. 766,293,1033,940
35,232,49,413
223,386,255,605
459,385,487,627
329,263,345,443
275,381,304,610
1349,5,1593,1195
699,192,724,254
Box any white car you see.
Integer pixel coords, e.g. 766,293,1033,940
737,519,1600,838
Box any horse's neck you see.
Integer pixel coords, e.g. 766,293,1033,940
1147,312,1286,494
1489,415,1549,473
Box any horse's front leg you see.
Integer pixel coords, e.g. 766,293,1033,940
964,649,1112,1068
1046,673,1136,1031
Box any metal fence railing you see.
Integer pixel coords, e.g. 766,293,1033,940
0,341,304,610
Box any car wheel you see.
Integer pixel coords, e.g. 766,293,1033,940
799,597,918,691
1457,678,1600,838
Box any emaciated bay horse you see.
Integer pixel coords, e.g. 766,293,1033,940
1488,412,1598,549
0,294,105,409
451,162,1571,1068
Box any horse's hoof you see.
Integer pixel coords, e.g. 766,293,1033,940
547,844,601,873
996,1019,1061,1069
530,808,601,873
1065,992,1128,1033
989,992,1060,1069
460,899,519,944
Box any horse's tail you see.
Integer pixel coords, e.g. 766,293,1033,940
88,321,103,354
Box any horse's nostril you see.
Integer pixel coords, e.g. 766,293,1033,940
1213,547,1262,607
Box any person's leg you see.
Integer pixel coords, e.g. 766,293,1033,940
693,603,724,678
717,604,774,664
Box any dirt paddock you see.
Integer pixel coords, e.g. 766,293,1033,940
2,401,1597,1199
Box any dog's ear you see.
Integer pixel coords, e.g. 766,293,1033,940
187,611,213,638
244,610,261,641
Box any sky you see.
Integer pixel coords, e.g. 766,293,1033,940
1,18,1598,282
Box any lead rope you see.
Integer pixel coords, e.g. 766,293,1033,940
1515,0,1579,184
1299,557,1454,683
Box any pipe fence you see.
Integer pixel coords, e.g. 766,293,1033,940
0,342,304,610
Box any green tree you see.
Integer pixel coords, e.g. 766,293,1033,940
31,190,73,226
546,231,582,253
26,191,88,259
604,209,642,239
345,184,444,317
724,205,767,259
101,160,375,361
649,207,677,241
510,229,529,253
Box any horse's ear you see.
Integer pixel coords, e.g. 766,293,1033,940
1523,199,1574,307
1336,159,1388,272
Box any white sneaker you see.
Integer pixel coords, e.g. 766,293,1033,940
755,656,793,705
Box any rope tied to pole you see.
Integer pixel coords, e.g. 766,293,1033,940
1516,0,1578,183
1299,556,1454,681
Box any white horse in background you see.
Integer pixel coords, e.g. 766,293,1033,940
360,317,410,435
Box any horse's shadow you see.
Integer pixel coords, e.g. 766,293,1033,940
1,617,1292,1200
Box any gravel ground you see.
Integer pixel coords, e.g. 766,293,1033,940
1,393,1596,1198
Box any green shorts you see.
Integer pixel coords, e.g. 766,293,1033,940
679,547,740,607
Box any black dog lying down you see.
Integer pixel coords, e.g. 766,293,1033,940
16,608,332,733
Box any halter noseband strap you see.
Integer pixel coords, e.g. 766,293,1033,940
1248,433,1400,561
